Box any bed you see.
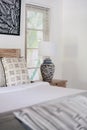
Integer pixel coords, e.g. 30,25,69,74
0,49,87,130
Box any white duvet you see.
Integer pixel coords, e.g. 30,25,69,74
0,82,86,113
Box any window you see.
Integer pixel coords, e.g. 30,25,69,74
25,4,49,81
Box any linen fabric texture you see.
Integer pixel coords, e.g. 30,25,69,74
2,57,30,86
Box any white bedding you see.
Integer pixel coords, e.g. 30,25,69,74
0,82,86,113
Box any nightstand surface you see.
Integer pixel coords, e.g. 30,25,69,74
50,79,67,87
31,79,67,88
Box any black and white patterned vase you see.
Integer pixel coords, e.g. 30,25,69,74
40,58,55,82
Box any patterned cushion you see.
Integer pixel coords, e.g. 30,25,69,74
0,59,6,87
2,57,30,86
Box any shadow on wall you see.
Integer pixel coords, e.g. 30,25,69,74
62,60,79,88
62,39,87,89
62,40,79,88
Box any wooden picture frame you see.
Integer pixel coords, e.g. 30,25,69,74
0,0,21,35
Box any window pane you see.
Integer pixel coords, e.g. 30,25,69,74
28,68,40,81
27,49,40,68
27,30,43,48
27,11,43,29
26,5,49,81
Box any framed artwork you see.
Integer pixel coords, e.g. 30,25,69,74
0,0,21,35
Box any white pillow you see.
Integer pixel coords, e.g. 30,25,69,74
2,57,30,86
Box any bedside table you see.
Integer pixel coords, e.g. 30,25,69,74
50,79,67,87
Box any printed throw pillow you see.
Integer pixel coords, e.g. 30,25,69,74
2,57,30,86
0,58,6,87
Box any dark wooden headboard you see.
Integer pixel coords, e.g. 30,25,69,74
0,49,21,58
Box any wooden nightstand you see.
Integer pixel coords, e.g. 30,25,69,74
50,79,67,87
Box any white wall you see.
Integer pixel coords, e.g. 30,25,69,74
50,0,63,79
0,0,62,79
62,0,87,89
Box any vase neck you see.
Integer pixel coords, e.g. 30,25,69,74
43,58,53,64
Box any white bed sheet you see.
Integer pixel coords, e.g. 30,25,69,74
0,82,86,113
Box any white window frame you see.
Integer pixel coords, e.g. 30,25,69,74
25,4,49,81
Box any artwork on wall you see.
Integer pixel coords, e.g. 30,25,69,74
0,0,21,35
